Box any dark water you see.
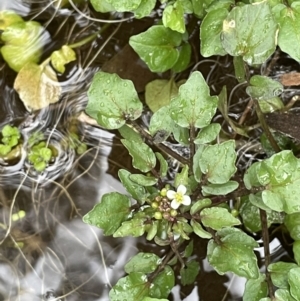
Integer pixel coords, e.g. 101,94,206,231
0,1,296,300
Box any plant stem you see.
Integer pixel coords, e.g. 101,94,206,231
189,126,196,171
151,168,163,189
148,248,175,283
68,23,111,49
170,239,185,269
253,98,280,153
130,120,189,165
260,209,275,299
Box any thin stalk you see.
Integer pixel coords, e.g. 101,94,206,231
68,23,111,49
130,120,189,165
253,98,280,153
189,126,196,171
260,209,275,299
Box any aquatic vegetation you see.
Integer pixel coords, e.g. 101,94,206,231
2,0,300,300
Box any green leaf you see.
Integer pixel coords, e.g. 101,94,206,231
142,297,168,301
129,25,183,72
83,192,131,235
118,169,148,204
0,144,12,156
125,252,161,274
277,3,300,62
245,151,300,214
200,207,241,230
90,0,115,12
239,196,284,232
155,153,168,177
285,213,300,240
105,0,142,11
259,97,284,114
118,124,143,143
274,289,297,301
109,272,149,301
173,125,189,145
163,1,186,33
133,0,156,18
146,220,159,241
268,262,298,289
202,181,239,196
39,147,52,161
1,20,44,72
14,62,61,112
174,164,189,189
34,161,47,172
191,219,212,239
171,42,191,73
190,198,212,215
0,10,23,30
193,145,205,182
86,72,142,129
149,265,175,298
145,79,178,113
129,174,158,186
200,8,228,57
218,85,249,137
1,125,20,147
169,71,219,128
183,240,194,258
288,267,300,300
121,139,156,173
293,241,300,266
199,140,237,184
221,1,277,65
194,123,221,144
192,0,214,18
113,216,147,237
149,106,173,142
233,56,246,83
246,75,283,101
180,260,200,286
207,227,259,279
243,274,268,301
50,45,76,73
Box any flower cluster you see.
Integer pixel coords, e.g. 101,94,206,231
151,185,191,221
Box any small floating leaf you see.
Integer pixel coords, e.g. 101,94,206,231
14,62,61,112
50,45,76,73
0,10,23,30
1,20,44,72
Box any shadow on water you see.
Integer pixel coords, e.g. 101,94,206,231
0,0,297,300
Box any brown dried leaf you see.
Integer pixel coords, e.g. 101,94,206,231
280,72,300,86
14,62,61,112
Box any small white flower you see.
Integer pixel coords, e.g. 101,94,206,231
166,184,191,209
